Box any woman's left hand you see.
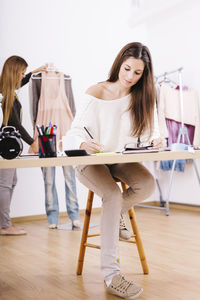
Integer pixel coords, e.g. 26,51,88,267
29,140,39,154
31,65,48,74
151,137,166,148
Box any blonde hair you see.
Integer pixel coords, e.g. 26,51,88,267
0,56,28,125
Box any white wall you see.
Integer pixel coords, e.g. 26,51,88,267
0,0,148,218
1,0,200,219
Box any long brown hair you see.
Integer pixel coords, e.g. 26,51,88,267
0,56,28,125
107,42,155,137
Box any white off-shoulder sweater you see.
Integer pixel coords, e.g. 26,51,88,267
67,93,160,152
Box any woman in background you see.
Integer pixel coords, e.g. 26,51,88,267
0,55,46,235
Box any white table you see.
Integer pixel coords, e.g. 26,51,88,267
0,150,200,169
1,150,200,215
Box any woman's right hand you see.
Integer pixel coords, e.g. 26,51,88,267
31,65,47,74
80,140,104,154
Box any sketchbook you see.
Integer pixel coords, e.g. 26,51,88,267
122,147,170,154
122,149,160,154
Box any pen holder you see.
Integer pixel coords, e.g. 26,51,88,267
38,134,57,158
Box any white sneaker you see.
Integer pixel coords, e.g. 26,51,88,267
107,274,143,299
119,214,131,241
72,220,81,230
48,224,57,229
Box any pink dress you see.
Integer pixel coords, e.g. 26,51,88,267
33,72,73,146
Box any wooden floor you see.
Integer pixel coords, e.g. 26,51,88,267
0,207,200,300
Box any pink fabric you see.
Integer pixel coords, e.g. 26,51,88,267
157,84,200,145
34,72,73,144
166,118,195,145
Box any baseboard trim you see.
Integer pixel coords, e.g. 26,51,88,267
11,202,199,223
11,207,101,223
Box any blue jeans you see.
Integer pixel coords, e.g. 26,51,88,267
41,166,79,225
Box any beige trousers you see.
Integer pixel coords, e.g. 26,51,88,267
75,163,155,284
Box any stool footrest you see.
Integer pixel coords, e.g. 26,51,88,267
84,243,101,249
77,184,149,275
88,234,100,237
126,240,136,244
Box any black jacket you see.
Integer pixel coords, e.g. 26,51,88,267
1,72,34,145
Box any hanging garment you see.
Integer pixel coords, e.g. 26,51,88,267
157,84,200,145
166,118,195,146
156,83,199,172
29,73,76,126
160,118,195,172
33,72,74,144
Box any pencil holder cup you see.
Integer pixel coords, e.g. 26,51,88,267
38,134,57,158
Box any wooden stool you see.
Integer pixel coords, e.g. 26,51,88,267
76,181,149,275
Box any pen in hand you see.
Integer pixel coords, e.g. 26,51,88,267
83,127,104,153
84,126,94,139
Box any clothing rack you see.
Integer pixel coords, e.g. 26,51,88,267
155,67,182,87
155,66,183,79
164,68,200,215
156,67,186,141
136,67,200,215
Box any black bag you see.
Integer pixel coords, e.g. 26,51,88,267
0,126,23,159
